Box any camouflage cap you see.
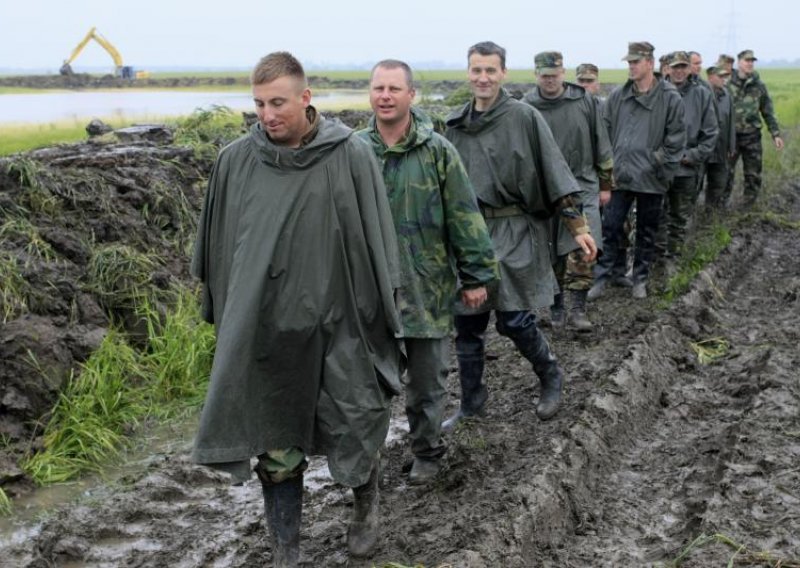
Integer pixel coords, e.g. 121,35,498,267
737,49,757,61
576,63,599,80
670,51,691,67
622,41,655,62
659,53,672,66
535,51,564,75
707,65,731,77
718,54,735,65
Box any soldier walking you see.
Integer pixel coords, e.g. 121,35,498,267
443,41,597,429
524,51,614,331
729,49,784,206
704,64,737,209
357,60,498,484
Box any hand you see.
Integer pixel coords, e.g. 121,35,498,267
574,233,597,262
774,136,784,150
599,189,612,207
461,286,488,309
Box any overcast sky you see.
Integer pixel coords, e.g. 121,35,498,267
2,0,798,72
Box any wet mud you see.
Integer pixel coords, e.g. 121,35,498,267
1,122,799,566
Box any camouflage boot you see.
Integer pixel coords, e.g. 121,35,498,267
567,290,593,332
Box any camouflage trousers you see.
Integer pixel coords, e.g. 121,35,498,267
730,130,763,203
554,249,595,291
661,173,699,256
255,447,308,485
704,161,731,209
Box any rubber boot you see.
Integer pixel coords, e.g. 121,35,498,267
549,292,566,329
348,460,380,558
441,355,487,433
509,324,563,420
567,290,593,332
260,475,303,568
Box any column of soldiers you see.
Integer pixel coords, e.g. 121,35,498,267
190,41,783,567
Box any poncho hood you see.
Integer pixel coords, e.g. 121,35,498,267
248,110,353,170
522,82,586,109
365,106,434,153
446,88,515,133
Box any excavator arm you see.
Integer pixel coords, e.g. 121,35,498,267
60,27,134,77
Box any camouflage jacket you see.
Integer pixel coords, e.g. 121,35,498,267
729,71,781,137
357,107,498,338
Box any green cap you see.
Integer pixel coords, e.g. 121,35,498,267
707,65,730,77
535,51,563,75
659,53,672,66
622,41,655,62
737,49,757,61
670,51,691,67
718,53,735,65
576,63,599,80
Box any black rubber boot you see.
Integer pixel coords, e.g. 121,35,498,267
509,323,564,420
568,290,593,332
260,475,303,568
441,355,487,433
348,460,380,558
550,292,566,328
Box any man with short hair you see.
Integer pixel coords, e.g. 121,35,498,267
704,65,736,208
524,51,613,331
589,41,686,300
729,49,784,206
356,59,498,484
443,41,597,429
192,51,403,565
663,50,718,254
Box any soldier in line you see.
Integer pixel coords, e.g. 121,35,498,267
524,51,614,331
589,42,685,301
662,51,718,256
659,53,672,79
356,60,498,484
704,64,737,209
443,41,597,429
576,63,602,100
729,49,784,206
191,51,404,565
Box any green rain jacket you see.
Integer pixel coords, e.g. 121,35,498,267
523,82,612,256
603,77,686,195
672,77,719,177
356,107,498,338
445,89,581,311
191,114,403,487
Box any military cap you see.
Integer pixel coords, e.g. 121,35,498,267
737,49,757,61
576,63,599,80
707,65,730,77
535,51,564,75
718,54,735,65
659,53,671,66
670,51,691,67
622,41,655,62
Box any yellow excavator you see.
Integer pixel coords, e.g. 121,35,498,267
60,27,149,79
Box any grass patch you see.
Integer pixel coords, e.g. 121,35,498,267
173,105,243,161
87,244,164,313
21,287,215,485
666,532,800,567
0,216,58,264
690,337,730,365
0,252,31,322
0,487,11,515
660,223,732,305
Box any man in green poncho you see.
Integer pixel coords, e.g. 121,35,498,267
191,51,403,566
356,60,498,484
524,51,614,331
442,41,597,430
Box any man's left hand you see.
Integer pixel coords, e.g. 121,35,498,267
575,233,597,262
461,286,488,308
774,136,785,151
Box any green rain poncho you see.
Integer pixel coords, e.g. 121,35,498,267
191,114,403,487
445,89,582,311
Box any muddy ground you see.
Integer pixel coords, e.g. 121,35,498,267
0,120,799,567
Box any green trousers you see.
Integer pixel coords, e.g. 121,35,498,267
404,337,450,461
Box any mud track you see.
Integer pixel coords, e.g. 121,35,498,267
1,137,799,565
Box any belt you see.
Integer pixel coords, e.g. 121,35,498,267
480,204,525,219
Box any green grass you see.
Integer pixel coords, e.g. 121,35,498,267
660,223,732,306
0,487,11,515
0,253,31,322
87,244,164,313
21,287,215,485
665,532,800,567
